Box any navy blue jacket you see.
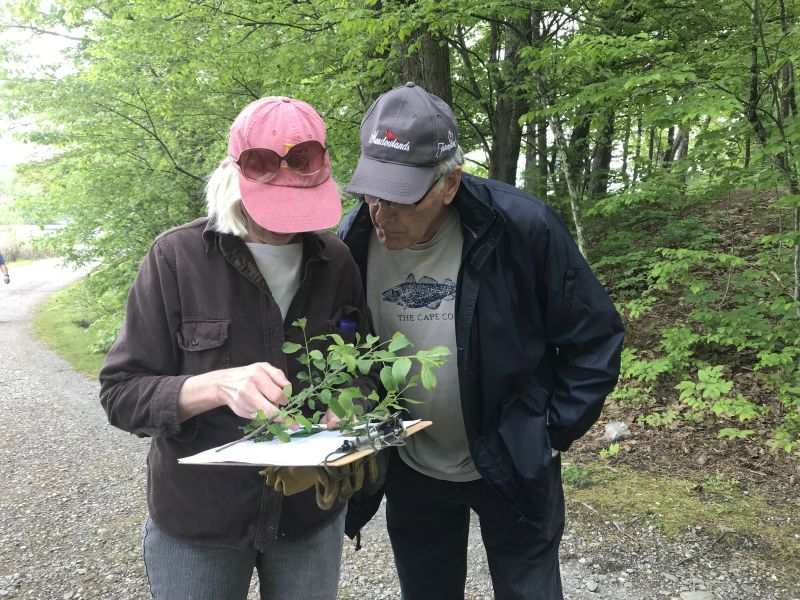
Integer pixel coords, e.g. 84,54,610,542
340,173,624,525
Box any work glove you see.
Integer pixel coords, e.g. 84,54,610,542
260,457,379,510
314,456,380,510
260,466,318,496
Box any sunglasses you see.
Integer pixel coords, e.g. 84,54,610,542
362,176,442,213
231,140,327,182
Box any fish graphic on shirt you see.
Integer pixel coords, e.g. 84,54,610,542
382,274,456,309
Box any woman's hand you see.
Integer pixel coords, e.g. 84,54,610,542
178,362,290,422
319,409,341,430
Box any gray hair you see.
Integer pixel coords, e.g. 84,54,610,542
431,146,465,189
206,160,249,237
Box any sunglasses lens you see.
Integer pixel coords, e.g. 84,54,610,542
285,141,326,175
239,149,281,181
236,142,326,182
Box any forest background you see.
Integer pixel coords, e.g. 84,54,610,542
1,0,799,585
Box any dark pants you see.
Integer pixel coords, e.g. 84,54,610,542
384,451,564,600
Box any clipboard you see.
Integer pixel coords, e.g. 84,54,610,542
326,420,431,467
178,419,432,468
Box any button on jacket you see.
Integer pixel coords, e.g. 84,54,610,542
340,173,624,527
100,218,375,551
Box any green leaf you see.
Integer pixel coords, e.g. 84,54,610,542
421,365,437,390
392,356,412,383
380,365,398,392
281,341,302,354
328,396,345,418
388,332,412,352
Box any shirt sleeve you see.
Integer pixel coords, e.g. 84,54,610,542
99,238,192,438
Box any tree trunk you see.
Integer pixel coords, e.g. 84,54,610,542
620,114,631,188
795,207,800,308
523,125,538,194
487,17,531,184
490,95,527,184
587,109,615,199
400,25,452,105
778,0,800,311
675,129,690,161
523,121,548,197
537,117,548,196
632,115,642,184
549,113,588,257
744,134,751,168
663,126,676,164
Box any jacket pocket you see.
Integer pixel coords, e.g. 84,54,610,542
562,268,578,317
177,319,230,374
497,380,553,481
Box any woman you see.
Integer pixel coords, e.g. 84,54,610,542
99,97,374,599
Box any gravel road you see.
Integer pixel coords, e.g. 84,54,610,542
1,259,797,600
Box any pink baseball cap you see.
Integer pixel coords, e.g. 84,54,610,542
228,97,342,233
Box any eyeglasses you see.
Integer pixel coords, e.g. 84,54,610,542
231,140,327,182
362,177,441,213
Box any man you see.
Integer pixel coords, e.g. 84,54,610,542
340,82,624,600
0,251,9,284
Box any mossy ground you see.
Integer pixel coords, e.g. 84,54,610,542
562,455,800,584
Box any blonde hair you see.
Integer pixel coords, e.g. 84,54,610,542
205,160,249,237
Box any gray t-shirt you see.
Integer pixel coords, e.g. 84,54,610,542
367,209,479,481
246,241,303,321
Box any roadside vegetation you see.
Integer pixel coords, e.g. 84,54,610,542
7,0,800,588
33,279,107,378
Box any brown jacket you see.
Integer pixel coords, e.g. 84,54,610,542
99,218,375,551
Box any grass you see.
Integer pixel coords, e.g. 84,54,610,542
33,278,107,377
562,458,800,582
6,258,34,268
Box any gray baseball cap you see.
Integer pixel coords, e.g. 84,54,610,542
347,82,458,204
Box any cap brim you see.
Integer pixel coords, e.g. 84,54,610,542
346,155,437,204
239,174,342,233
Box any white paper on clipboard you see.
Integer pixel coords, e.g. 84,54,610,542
178,419,423,467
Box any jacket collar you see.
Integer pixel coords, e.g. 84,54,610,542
202,217,329,262
453,173,503,269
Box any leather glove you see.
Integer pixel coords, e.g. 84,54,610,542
261,457,379,509
314,456,380,510
260,466,318,496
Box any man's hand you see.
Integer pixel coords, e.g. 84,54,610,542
3,274,8,284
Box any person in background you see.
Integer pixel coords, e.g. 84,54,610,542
100,96,375,600
340,82,625,600
0,252,9,283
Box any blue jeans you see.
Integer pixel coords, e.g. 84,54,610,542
142,509,346,600
385,450,564,600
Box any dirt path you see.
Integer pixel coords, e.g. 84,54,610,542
0,259,795,599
